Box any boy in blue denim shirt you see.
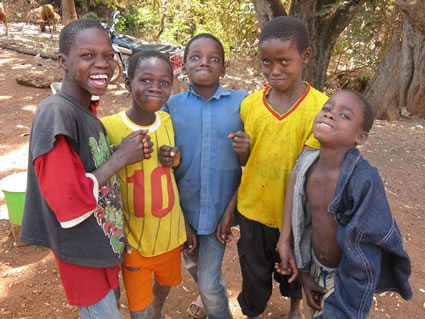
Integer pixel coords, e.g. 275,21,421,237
276,89,412,318
160,33,248,319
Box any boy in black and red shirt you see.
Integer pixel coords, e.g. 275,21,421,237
20,19,152,318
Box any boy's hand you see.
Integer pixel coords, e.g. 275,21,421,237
275,240,299,283
228,131,250,165
216,208,235,244
159,145,181,167
122,235,132,255
228,131,250,155
216,190,237,244
299,272,327,311
141,132,153,160
116,129,152,165
182,220,197,253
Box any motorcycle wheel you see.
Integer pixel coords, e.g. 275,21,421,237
110,58,123,84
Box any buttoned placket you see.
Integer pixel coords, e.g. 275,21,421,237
199,99,212,231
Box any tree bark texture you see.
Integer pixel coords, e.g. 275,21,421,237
364,0,425,120
252,0,365,90
61,0,77,25
252,0,286,27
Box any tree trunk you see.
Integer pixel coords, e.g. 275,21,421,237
252,0,365,90
252,0,286,27
364,0,425,120
61,0,77,25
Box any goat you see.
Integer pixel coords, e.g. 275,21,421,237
40,12,61,33
39,4,57,34
0,3,8,36
27,4,58,34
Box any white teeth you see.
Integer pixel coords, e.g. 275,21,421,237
90,74,108,80
318,122,332,129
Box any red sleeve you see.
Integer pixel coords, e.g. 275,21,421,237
34,135,99,228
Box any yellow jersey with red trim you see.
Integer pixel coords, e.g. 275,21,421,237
238,83,328,229
101,111,186,257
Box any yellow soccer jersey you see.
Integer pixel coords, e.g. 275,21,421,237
101,111,186,257
238,83,328,229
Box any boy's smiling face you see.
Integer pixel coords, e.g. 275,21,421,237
183,37,225,89
59,27,115,103
126,57,173,115
259,38,310,93
313,91,368,147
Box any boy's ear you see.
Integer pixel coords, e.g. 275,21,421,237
355,131,368,146
221,65,226,77
58,53,67,71
124,77,132,92
302,47,312,64
182,63,187,75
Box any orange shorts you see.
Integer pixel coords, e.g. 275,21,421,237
121,246,182,312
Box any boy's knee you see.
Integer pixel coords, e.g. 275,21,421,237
130,303,153,319
198,276,223,299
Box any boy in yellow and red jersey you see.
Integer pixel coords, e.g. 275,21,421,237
102,50,187,319
228,16,328,318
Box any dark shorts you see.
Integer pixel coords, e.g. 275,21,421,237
236,212,302,317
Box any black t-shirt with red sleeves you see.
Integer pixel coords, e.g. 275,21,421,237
21,93,125,268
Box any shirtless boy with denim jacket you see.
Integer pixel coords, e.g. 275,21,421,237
276,89,412,318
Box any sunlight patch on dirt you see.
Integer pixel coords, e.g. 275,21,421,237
22,105,37,112
2,263,34,281
0,58,15,67
11,63,33,70
0,144,28,171
2,23,60,54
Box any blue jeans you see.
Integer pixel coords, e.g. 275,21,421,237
79,288,123,319
183,232,232,319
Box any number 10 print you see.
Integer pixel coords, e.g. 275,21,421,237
127,166,175,218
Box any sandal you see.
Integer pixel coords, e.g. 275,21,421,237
187,298,206,318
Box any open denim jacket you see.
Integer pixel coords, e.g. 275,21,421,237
291,148,412,318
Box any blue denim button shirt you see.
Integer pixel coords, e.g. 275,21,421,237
163,85,248,235
291,148,412,318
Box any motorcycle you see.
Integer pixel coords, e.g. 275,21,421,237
103,9,184,86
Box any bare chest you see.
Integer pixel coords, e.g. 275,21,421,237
306,168,339,212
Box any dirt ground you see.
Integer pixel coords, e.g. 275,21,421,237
0,20,424,319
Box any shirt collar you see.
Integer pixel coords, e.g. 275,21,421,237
187,84,230,101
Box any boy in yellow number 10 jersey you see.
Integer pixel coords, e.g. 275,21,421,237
101,50,188,319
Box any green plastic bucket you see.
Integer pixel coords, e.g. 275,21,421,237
0,172,27,226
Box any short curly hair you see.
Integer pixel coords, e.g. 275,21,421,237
183,33,225,66
127,50,173,81
59,19,108,55
259,16,310,53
